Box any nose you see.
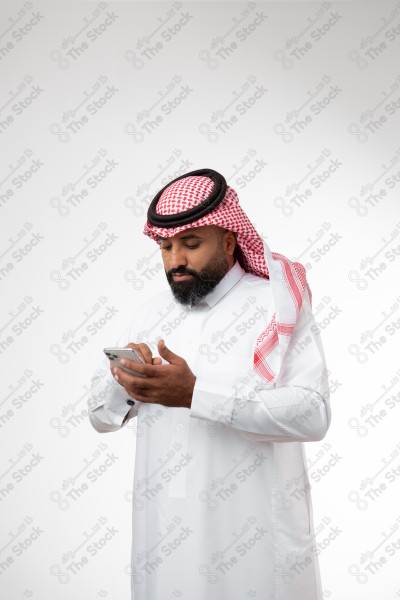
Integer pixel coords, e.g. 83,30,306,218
167,245,187,270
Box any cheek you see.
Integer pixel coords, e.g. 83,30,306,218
160,253,169,270
187,248,209,271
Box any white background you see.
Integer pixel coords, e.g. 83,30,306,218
1,1,400,598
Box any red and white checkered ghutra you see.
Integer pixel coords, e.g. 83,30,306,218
144,173,311,385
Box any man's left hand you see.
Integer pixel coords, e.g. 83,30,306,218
112,339,196,409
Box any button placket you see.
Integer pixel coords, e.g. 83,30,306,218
167,307,204,498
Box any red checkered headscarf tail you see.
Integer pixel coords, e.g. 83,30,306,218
143,174,311,385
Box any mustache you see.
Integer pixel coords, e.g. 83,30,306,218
167,267,198,277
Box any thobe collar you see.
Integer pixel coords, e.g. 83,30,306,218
196,260,245,309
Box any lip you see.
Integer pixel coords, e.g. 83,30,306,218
172,273,193,281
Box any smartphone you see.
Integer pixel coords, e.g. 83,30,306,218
103,347,146,377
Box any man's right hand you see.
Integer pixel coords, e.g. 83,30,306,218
108,342,162,376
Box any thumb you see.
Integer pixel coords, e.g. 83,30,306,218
158,339,179,364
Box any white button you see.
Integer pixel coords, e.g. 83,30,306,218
176,423,183,431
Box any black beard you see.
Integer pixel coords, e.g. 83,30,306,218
166,249,230,307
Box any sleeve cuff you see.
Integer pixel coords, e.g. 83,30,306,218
88,368,140,430
190,376,237,424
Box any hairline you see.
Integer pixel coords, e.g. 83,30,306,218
156,226,229,242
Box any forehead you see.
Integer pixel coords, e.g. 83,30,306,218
157,225,218,241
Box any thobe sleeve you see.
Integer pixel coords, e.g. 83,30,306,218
87,323,143,433
190,293,331,442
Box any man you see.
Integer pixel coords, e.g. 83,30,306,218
88,168,331,600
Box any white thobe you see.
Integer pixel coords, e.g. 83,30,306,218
88,261,331,600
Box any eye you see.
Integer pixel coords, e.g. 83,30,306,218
186,244,200,249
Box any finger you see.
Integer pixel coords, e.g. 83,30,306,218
152,357,162,365
113,365,169,393
126,342,153,364
118,359,156,377
113,367,151,390
126,391,154,403
157,339,181,364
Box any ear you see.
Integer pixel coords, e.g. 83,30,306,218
224,230,237,257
